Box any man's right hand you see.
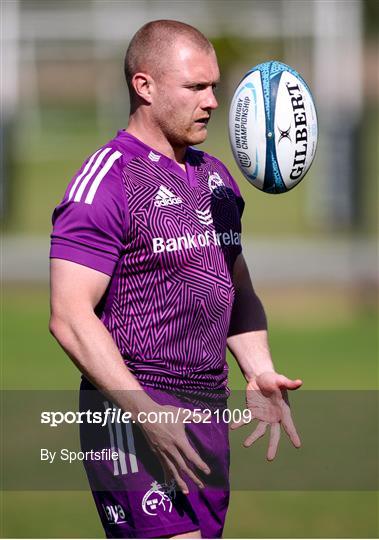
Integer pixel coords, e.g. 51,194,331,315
137,404,211,494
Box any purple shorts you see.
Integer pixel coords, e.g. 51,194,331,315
79,379,230,538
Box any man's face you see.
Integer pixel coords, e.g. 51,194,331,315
151,42,220,148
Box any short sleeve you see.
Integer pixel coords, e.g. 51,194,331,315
50,147,128,276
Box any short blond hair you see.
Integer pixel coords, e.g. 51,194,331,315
124,20,214,98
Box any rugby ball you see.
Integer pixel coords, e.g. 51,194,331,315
229,61,318,194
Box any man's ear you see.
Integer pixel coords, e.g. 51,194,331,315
131,72,154,104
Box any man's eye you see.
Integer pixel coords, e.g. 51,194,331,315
187,84,218,91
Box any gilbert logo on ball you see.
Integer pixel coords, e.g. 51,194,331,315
229,61,318,194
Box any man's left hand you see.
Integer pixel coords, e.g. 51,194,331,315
230,372,302,460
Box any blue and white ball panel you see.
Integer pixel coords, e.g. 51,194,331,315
274,71,318,190
229,61,318,194
228,70,266,190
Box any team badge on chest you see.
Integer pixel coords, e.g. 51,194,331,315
208,172,229,199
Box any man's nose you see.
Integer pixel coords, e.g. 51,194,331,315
203,87,218,110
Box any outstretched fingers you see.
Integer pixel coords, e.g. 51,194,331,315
243,421,269,447
230,416,253,430
267,422,281,461
281,405,301,448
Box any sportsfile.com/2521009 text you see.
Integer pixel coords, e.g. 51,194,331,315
40,408,253,427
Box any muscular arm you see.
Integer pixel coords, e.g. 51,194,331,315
49,258,209,491
49,258,155,415
227,253,275,380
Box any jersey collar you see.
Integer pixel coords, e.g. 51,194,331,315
117,130,203,186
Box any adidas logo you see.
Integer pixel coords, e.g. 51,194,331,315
154,186,182,207
196,209,213,225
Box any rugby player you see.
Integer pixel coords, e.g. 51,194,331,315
49,20,302,539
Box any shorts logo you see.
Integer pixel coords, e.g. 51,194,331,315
102,504,127,525
208,172,229,199
155,185,183,207
142,480,176,516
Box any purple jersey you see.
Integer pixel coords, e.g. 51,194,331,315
51,131,244,396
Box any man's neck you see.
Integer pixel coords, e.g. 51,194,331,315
126,116,186,167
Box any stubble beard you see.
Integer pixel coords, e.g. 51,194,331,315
167,119,208,148
155,99,208,149
158,120,193,149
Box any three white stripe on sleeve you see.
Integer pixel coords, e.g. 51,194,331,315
68,148,122,205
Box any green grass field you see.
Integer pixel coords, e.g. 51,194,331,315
1,285,377,538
